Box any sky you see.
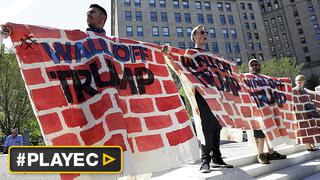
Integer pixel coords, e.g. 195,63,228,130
0,0,112,47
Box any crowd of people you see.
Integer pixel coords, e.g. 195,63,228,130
0,4,319,174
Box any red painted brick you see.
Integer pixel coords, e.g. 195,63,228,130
124,117,142,133
62,108,88,128
309,120,316,127
129,98,154,113
316,136,320,143
60,174,80,180
206,98,223,111
299,96,309,103
273,129,281,137
135,134,164,152
286,113,295,121
243,121,250,129
262,107,272,116
266,131,273,141
145,79,163,95
279,128,288,136
285,94,293,101
302,137,314,144
223,103,234,116
295,113,303,120
234,118,244,128
105,112,126,131
145,115,173,130
155,95,182,112
104,134,127,151
175,109,190,124
119,37,139,44
297,129,307,136
51,133,80,145
202,87,218,95
148,64,169,77
241,94,252,103
38,113,63,135
251,120,261,129
127,138,135,153
22,68,46,85
296,105,304,111
166,126,194,146
233,104,241,116
31,86,68,110
307,128,320,136
288,132,296,139
241,106,252,117
155,51,165,64
80,122,105,145
184,73,199,84
163,80,178,94
274,118,281,126
222,115,234,127
115,95,127,114
299,121,310,128
89,93,113,120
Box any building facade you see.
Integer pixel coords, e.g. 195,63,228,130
111,0,271,66
258,0,320,76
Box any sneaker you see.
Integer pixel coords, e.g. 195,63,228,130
212,157,234,168
266,151,286,160
257,154,270,164
307,148,319,152
200,163,210,173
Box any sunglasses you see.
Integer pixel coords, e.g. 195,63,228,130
250,63,259,67
198,30,208,35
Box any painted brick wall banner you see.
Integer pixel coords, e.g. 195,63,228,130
7,23,199,180
164,47,296,147
292,88,320,145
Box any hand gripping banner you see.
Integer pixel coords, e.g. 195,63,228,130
7,23,199,179
164,47,296,147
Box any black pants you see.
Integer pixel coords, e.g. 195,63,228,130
195,90,222,164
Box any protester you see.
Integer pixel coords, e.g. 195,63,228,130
247,59,287,164
162,25,233,173
293,75,319,151
4,128,23,153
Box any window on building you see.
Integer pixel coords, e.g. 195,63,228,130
296,19,301,26
204,2,211,10
178,42,186,49
257,43,262,50
220,15,226,25
182,0,189,8
126,26,133,36
135,0,141,6
264,20,269,27
242,13,248,20
245,23,250,29
250,13,255,20
240,3,245,10
231,29,237,39
152,26,159,37
136,11,142,21
248,3,252,10
258,54,264,61
173,0,179,8
247,32,252,40
175,13,181,22
186,27,192,37
125,11,132,21
311,15,317,23
137,26,143,36
177,27,184,37
163,27,169,37
298,28,304,35
124,0,131,6
275,35,280,42
222,28,228,39
150,12,157,21
252,23,257,29
185,13,191,23
149,0,156,7
282,33,287,41
305,56,311,62
198,14,204,23
161,12,168,22
293,10,299,17
271,18,276,25
254,33,259,40
284,42,289,48
300,37,306,44
225,3,231,11
212,42,219,53
160,0,166,7
249,43,254,50
234,42,240,53
207,14,213,24
195,1,202,9
217,2,223,11
189,42,195,48
303,46,309,53
228,15,234,25
209,28,216,38
236,57,242,66
226,42,232,54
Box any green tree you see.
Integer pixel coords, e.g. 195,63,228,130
239,58,303,81
0,46,38,138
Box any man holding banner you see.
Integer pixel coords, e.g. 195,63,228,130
162,25,233,173
247,59,287,164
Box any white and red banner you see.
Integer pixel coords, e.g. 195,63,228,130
8,23,199,179
292,88,320,144
165,47,297,147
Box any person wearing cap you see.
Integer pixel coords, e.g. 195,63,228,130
0,4,107,40
248,59,287,164
293,75,319,151
162,25,233,173
4,128,23,153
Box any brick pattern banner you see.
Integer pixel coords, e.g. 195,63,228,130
165,47,296,146
292,88,320,145
8,23,199,180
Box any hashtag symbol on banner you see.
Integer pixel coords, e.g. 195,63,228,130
16,153,26,167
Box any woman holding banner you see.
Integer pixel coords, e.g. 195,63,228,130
292,75,319,151
162,25,233,173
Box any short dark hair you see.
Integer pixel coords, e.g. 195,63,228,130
89,4,107,17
